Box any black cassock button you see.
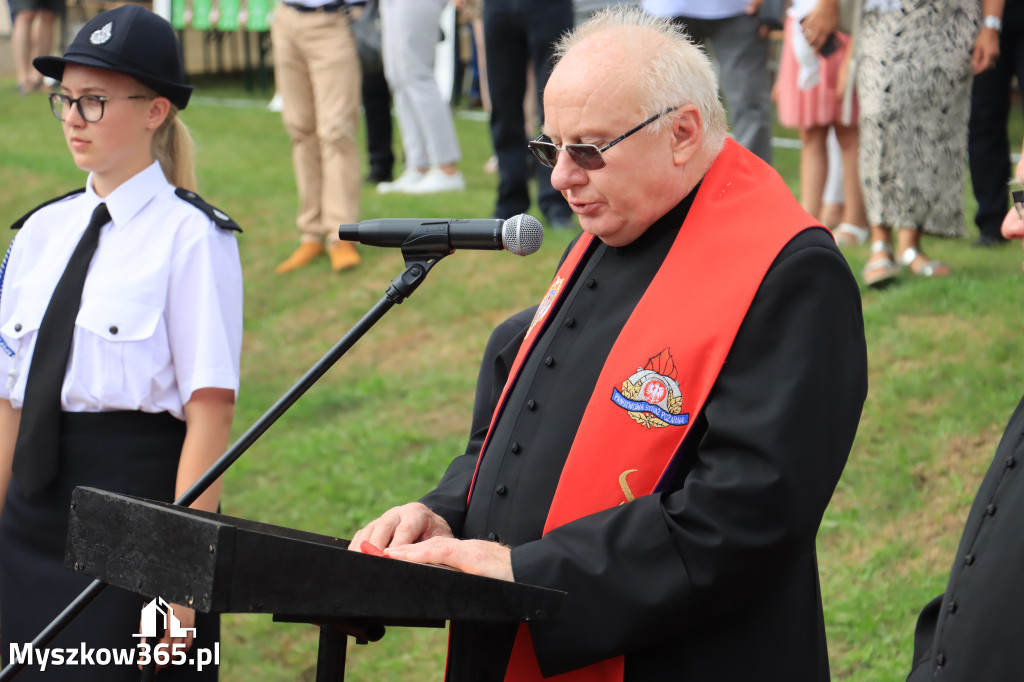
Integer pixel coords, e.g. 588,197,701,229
496,484,507,496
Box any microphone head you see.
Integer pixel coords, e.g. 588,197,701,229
502,214,544,256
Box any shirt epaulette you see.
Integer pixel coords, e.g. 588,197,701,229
10,188,87,230
174,188,242,233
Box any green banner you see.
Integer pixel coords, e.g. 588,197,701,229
191,0,212,30
246,0,274,32
169,0,276,31
218,0,240,30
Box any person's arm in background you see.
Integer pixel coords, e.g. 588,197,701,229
973,0,1004,73
800,0,838,52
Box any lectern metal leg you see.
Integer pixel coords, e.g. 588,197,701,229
316,625,348,682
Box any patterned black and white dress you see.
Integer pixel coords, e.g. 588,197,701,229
856,0,980,238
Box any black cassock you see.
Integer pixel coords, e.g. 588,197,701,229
909,392,1024,681
424,195,868,682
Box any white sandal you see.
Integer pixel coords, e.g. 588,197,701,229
834,223,869,246
899,247,950,277
863,240,898,287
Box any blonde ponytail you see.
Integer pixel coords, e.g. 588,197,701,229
152,110,197,192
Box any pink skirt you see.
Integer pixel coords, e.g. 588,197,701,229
775,16,857,129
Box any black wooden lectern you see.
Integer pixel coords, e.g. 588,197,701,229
65,487,565,680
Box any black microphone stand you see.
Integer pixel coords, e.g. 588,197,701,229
0,237,454,681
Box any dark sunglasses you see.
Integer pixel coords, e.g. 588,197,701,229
528,106,679,171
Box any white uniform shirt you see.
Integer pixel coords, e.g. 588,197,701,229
641,0,750,20
0,161,243,421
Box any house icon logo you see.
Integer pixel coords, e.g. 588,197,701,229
133,597,197,639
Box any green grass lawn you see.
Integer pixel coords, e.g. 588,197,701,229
2,76,1023,681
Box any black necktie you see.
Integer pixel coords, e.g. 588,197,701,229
12,202,111,497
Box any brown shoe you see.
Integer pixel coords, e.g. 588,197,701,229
276,242,325,274
328,241,361,272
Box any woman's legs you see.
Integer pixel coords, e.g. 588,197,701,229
821,128,844,228
864,224,950,283
29,10,55,88
862,224,897,286
897,227,950,276
834,122,868,228
799,125,829,220
12,10,39,91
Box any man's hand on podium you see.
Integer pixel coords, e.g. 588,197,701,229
351,502,454,549
350,502,513,581
384,538,513,581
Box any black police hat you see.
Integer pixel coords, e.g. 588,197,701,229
34,5,192,110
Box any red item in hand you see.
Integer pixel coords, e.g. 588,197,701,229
360,541,387,557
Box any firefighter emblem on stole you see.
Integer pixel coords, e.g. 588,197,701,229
611,348,689,429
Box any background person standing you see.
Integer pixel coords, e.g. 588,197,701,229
482,0,574,227
641,0,775,164
968,2,1024,247
10,0,58,94
375,0,465,195
271,0,363,274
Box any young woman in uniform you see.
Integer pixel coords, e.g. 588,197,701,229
0,6,242,679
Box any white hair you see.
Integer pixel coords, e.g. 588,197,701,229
553,6,728,154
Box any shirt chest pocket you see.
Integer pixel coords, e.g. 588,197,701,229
1,297,46,347
0,297,47,396
75,298,169,401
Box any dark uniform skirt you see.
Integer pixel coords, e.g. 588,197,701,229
0,411,219,680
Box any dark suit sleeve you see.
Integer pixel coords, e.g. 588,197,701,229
510,235,868,674
420,307,537,536
907,595,942,681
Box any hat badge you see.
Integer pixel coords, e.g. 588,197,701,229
90,21,113,45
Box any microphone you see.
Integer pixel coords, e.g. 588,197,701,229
338,214,544,256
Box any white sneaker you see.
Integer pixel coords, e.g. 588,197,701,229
404,168,466,194
378,168,427,194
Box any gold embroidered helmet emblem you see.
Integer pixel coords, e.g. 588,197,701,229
611,348,689,429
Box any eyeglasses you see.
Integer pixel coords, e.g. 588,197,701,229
528,107,679,171
49,92,152,123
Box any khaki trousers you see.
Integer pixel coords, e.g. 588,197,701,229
271,3,361,243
